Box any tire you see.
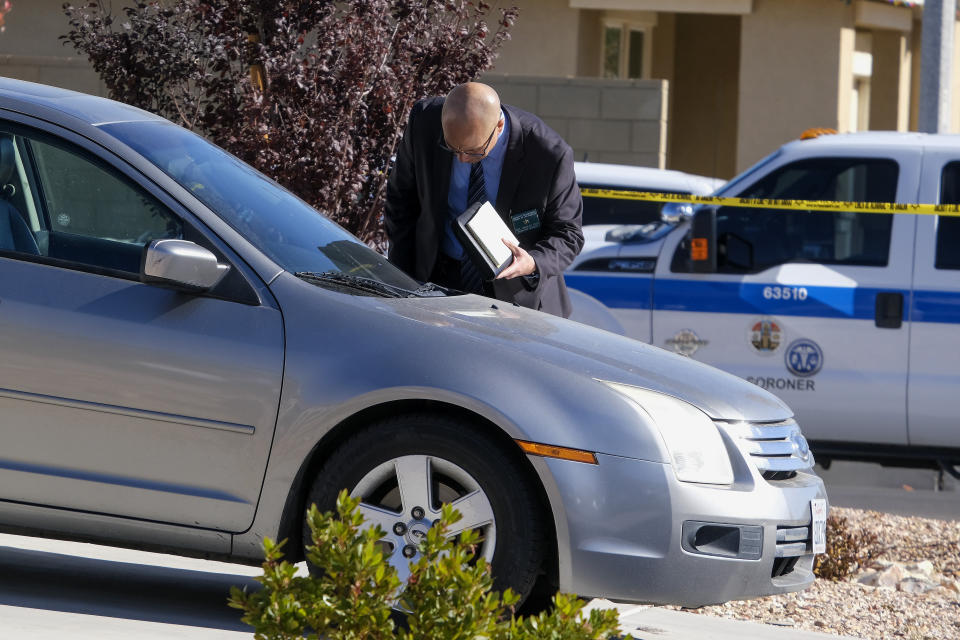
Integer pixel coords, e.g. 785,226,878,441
939,460,960,482
304,413,546,604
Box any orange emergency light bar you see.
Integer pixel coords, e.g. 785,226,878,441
799,127,837,140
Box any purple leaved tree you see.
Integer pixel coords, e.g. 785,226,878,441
63,0,517,246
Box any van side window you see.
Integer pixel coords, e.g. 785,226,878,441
936,162,960,270
581,186,672,226
714,158,897,273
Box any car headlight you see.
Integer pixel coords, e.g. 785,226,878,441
601,381,734,485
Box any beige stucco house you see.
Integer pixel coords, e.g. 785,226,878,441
490,0,960,178
3,0,958,178
0,1,105,97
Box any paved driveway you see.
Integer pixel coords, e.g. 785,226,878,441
0,532,853,640
0,532,257,639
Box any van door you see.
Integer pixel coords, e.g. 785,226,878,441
652,152,918,448
564,188,666,342
908,155,960,450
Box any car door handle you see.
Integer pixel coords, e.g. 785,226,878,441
875,292,903,329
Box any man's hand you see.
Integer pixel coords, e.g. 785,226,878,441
496,238,537,279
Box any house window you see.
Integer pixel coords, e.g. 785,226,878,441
602,23,650,80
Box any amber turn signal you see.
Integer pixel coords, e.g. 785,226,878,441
515,440,598,464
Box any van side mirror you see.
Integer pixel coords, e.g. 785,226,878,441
660,202,694,224
141,239,230,292
689,208,717,273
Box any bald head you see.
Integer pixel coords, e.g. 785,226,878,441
441,83,504,162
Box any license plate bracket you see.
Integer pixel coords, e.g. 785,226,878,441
811,498,827,554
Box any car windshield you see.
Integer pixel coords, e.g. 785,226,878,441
100,120,422,292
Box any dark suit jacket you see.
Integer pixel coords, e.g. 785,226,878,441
384,97,584,317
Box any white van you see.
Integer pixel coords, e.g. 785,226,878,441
575,161,724,228
567,132,960,477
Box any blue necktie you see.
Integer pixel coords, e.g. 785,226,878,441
459,162,487,294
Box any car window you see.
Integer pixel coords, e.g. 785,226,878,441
714,158,897,273
580,186,675,226
936,161,960,270
30,139,180,244
101,120,421,292
0,126,182,276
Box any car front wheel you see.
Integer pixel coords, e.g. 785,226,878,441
304,413,546,603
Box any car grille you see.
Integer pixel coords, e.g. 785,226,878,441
720,419,814,480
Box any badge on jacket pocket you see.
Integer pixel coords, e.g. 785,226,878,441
511,209,540,234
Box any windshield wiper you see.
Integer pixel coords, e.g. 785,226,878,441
295,271,451,299
295,271,413,298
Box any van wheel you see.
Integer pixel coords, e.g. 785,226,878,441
939,460,960,481
303,414,545,604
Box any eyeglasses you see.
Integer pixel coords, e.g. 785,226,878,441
438,120,500,158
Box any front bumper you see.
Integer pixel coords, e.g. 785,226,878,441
538,452,827,607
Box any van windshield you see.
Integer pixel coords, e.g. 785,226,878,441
716,149,783,197
101,120,423,293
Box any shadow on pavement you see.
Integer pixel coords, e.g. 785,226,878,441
0,545,260,631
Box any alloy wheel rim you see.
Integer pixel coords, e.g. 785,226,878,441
350,454,497,585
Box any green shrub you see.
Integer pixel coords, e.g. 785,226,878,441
813,514,880,581
229,490,626,640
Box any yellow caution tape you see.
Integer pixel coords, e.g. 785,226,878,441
580,187,960,218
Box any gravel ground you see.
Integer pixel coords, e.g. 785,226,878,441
666,507,960,639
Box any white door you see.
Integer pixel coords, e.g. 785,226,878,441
652,152,919,448
908,153,960,449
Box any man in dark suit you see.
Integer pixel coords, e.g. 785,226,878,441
384,82,583,318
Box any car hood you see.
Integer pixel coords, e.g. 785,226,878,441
390,293,792,422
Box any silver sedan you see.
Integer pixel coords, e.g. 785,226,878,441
0,78,827,608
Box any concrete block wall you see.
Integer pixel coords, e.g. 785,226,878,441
0,0,106,97
481,74,668,168
0,55,105,97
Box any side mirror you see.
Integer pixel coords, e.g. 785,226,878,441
689,208,717,273
604,221,672,244
660,202,694,224
141,239,230,292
